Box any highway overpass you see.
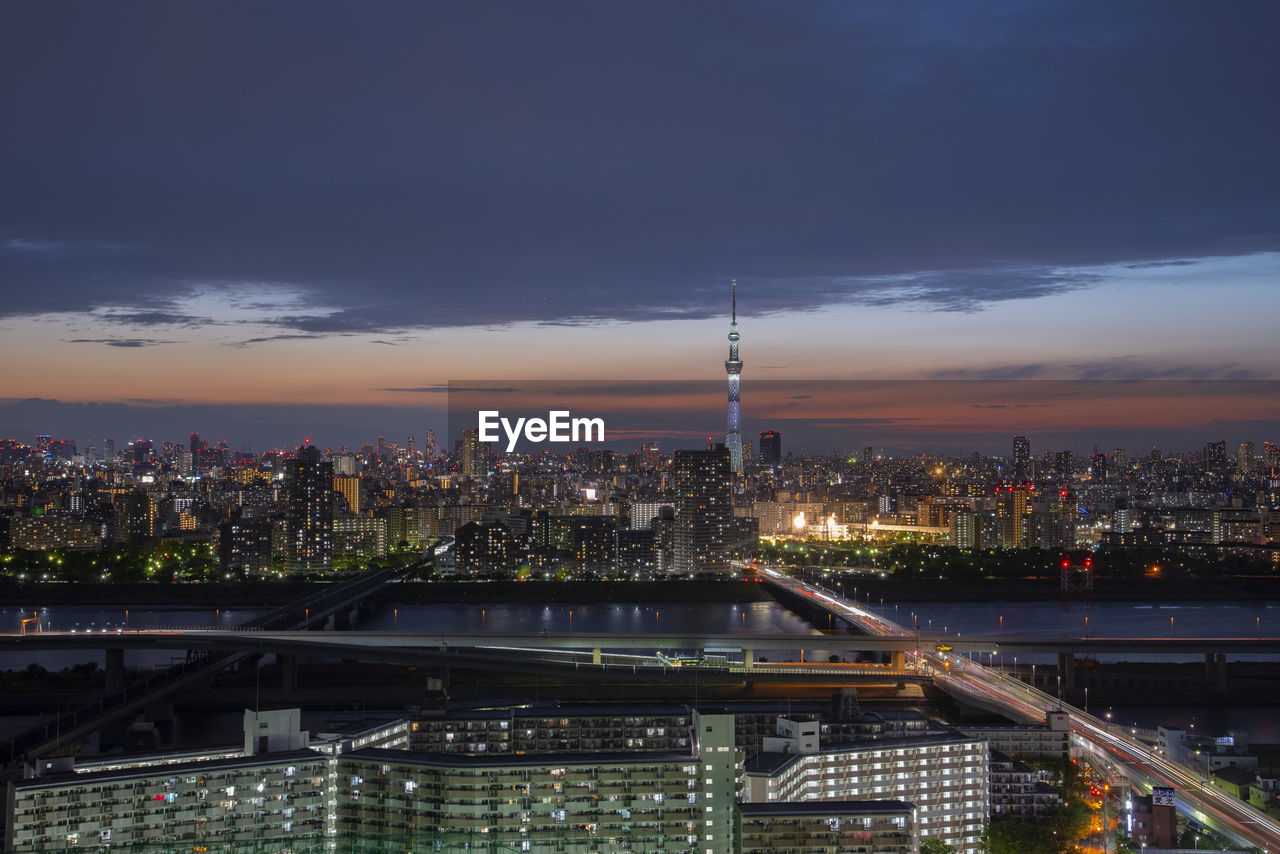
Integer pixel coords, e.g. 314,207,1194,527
6,627,1279,657
758,567,1280,853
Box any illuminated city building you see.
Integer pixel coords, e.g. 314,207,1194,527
742,731,989,854
758,430,781,472
284,444,334,572
333,474,361,515
1011,435,1031,483
672,446,756,575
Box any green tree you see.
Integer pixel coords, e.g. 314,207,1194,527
920,840,957,854
982,814,1059,854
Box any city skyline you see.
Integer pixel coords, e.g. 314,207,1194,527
3,1,1279,443
4,379,1278,457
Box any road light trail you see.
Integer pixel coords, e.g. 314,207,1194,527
757,565,1280,853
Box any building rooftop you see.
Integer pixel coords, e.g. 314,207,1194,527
438,700,692,719
16,749,323,791
347,746,698,768
1213,765,1258,787
740,799,916,817
316,715,408,736
745,731,983,776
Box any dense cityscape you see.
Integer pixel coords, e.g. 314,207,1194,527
4,2,1280,853
1,428,1278,581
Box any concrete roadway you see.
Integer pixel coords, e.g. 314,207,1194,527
760,566,1280,853
4,628,1280,656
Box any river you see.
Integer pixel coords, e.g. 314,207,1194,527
3,597,1278,742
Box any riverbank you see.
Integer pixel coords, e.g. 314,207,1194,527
1,575,1276,607
0,580,775,607
829,575,1280,603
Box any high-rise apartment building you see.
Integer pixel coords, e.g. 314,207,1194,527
285,445,333,572
333,474,362,515
1204,439,1228,474
1011,435,1031,482
743,731,989,854
995,487,1029,549
672,445,755,574
1237,440,1256,477
115,490,156,544
461,429,484,478
218,517,274,574
189,432,206,473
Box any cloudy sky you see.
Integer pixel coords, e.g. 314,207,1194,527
2,1,1278,451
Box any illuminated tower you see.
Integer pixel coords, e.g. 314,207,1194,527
725,279,743,474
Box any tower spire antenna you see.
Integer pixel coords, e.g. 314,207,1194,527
725,278,743,475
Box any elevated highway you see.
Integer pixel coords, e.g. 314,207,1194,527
758,567,1280,853
2,563,416,766
8,629,1280,657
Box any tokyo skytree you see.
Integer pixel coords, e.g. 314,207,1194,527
725,279,743,474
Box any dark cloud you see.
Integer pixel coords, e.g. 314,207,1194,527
933,364,1049,380
67,338,172,348
383,387,522,394
230,333,326,347
96,310,203,327
1,1,1277,334
931,359,1275,381
1066,359,1268,382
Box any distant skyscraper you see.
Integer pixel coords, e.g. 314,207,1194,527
1011,435,1031,482
285,444,334,572
1236,441,1255,477
190,432,206,473
758,430,781,471
1204,439,1228,474
1091,450,1107,482
1110,448,1129,481
724,280,743,475
131,438,153,466
333,474,362,515
1052,450,1073,482
995,486,1029,549
104,438,115,462
461,429,482,477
